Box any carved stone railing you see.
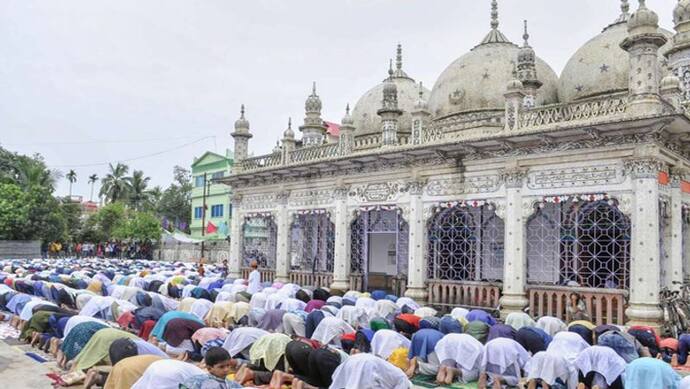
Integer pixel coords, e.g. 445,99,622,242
427,280,502,312
288,270,333,288
240,267,276,283
519,95,627,129
290,143,339,163
354,134,381,149
237,153,281,171
527,285,628,326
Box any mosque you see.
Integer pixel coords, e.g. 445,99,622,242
220,0,690,328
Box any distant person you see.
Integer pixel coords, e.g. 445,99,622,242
247,260,261,294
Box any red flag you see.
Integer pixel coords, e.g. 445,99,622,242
206,221,217,234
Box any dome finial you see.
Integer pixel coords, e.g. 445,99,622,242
288,117,292,128
522,20,530,47
418,81,424,99
240,104,245,118
490,0,499,30
346,103,350,115
396,43,403,71
388,59,394,77
621,0,630,14
311,81,317,95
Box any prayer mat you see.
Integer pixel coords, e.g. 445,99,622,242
411,375,479,389
25,351,48,363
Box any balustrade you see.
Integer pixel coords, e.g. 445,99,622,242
427,280,501,312
527,285,627,326
240,267,276,283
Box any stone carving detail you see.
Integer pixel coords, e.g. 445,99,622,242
399,204,411,223
426,175,501,196
493,199,506,220
243,193,277,210
333,186,349,201
527,166,623,189
522,198,539,220
288,189,334,207
276,191,290,205
616,193,633,217
500,168,528,189
231,194,243,205
408,180,426,196
350,181,407,202
623,158,666,179
422,204,435,222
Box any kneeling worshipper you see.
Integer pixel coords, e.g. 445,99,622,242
221,327,268,364
405,328,445,378
58,320,108,369
624,357,681,389
574,345,627,389
234,333,291,386
161,317,206,360
546,332,590,365
371,329,412,360
515,326,551,355
181,347,242,389
478,337,530,389
103,355,163,389
433,333,484,385
311,316,355,347
524,351,575,389
132,359,206,389
329,352,412,389
269,339,345,389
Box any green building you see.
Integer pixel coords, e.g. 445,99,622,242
190,150,234,240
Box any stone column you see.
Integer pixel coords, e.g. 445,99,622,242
670,170,686,289
228,195,243,278
331,186,351,290
405,180,428,303
625,158,665,327
498,168,529,318
274,191,291,283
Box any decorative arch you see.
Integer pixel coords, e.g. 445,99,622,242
526,195,631,289
426,201,504,282
241,213,277,269
289,210,335,272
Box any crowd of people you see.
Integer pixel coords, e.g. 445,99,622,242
1,257,689,389
42,241,154,260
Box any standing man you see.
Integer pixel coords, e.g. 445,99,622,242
247,259,261,294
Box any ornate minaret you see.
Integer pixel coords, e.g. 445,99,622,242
339,104,355,155
281,118,295,164
378,61,403,146
411,82,431,144
231,104,252,163
620,0,668,114
665,0,690,108
299,82,327,146
516,20,542,108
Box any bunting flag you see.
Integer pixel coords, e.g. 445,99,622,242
206,221,218,234
218,221,229,236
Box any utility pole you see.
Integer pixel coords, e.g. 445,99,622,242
200,172,209,259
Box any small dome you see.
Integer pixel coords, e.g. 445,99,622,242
283,118,294,139
661,73,681,91
558,19,672,103
674,0,690,26
413,82,429,112
305,82,322,114
627,1,659,35
351,45,430,136
428,43,558,118
234,104,249,131
341,104,354,126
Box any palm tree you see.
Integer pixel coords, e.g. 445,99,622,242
145,185,163,212
88,174,99,202
66,169,77,196
128,169,151,211
99,163,130,203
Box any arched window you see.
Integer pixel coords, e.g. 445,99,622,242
242,215,277,268
427,205,504,282
289,212,334,272
526,199,630,289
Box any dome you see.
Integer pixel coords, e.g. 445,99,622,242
352,46,431,136
674,0,690,26
559,13,672,103
428,42,559,118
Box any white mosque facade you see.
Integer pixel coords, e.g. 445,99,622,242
221,0,690,328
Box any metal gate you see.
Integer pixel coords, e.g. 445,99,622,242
350,207,408,292
290,212,335,272
242,214,277,269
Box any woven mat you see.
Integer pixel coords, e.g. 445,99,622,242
411,375,479,389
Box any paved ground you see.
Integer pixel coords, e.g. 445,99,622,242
0,339,61,388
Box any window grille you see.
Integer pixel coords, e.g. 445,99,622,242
242,215,277,269
289,212,335,272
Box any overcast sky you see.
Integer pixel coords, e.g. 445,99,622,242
0,0,676,199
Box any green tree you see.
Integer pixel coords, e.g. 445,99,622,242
100,163,131,203
88,174,99,202
66,169,77,196
0,183,30,239
157,166,192,232
96,202,127,238
113,211,161,241
128,169,151,211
